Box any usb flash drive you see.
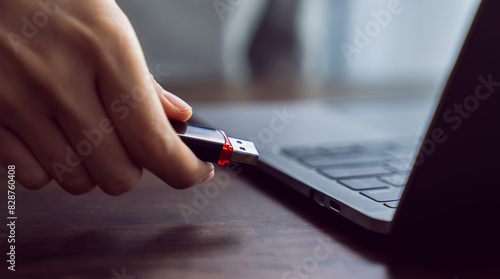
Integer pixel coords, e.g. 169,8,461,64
170,120,259,165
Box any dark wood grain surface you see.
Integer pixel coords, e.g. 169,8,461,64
1,164,499,279
1,81,499,279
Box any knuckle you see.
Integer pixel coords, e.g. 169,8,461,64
73,13,129,56
57,14,108,67
19,173,52,191
59,176,96,196
98,166,142,196
16,53,62,99
133,131,175,166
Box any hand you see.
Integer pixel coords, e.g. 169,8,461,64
0,0,214,195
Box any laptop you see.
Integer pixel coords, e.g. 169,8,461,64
193,0,500,241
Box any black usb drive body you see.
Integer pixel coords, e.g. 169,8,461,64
170,120,259,165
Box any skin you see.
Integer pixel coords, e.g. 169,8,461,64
0,0,215,195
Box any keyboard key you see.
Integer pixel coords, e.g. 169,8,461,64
356,148,390,157
300,154,355,167
320,144,359,154
319,166,393,179
357,141,395,150
383,146,418,159
393,138,420,147
361,188,403,202
385,160,413,172
379,174,407,186
384,201,400,208
282,146,325,157
301,154,390,168
338,178,390,190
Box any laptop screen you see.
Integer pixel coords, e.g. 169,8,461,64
299,0,482,98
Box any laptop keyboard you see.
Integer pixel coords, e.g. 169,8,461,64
282,141,418,209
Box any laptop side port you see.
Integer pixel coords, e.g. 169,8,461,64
312,190,340,213
312,190,325,207
328,200,340,213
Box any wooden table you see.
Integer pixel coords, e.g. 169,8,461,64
1,165,499,279
1,81,499,279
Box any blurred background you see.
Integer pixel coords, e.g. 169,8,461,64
116,0,480,102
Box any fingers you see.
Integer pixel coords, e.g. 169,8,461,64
96,39,214,189
0,54,95,195
55,82,143,196
150,76,193,122
0,125,51,190
6,114,96,195
0,1,214,196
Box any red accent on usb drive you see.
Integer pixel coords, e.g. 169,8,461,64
218,130,233,165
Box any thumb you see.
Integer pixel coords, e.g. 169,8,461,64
151,75,193,122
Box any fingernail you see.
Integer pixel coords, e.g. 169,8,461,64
163,91,192,112
199,163,215,184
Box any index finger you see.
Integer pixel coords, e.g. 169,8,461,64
94,24,214,189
